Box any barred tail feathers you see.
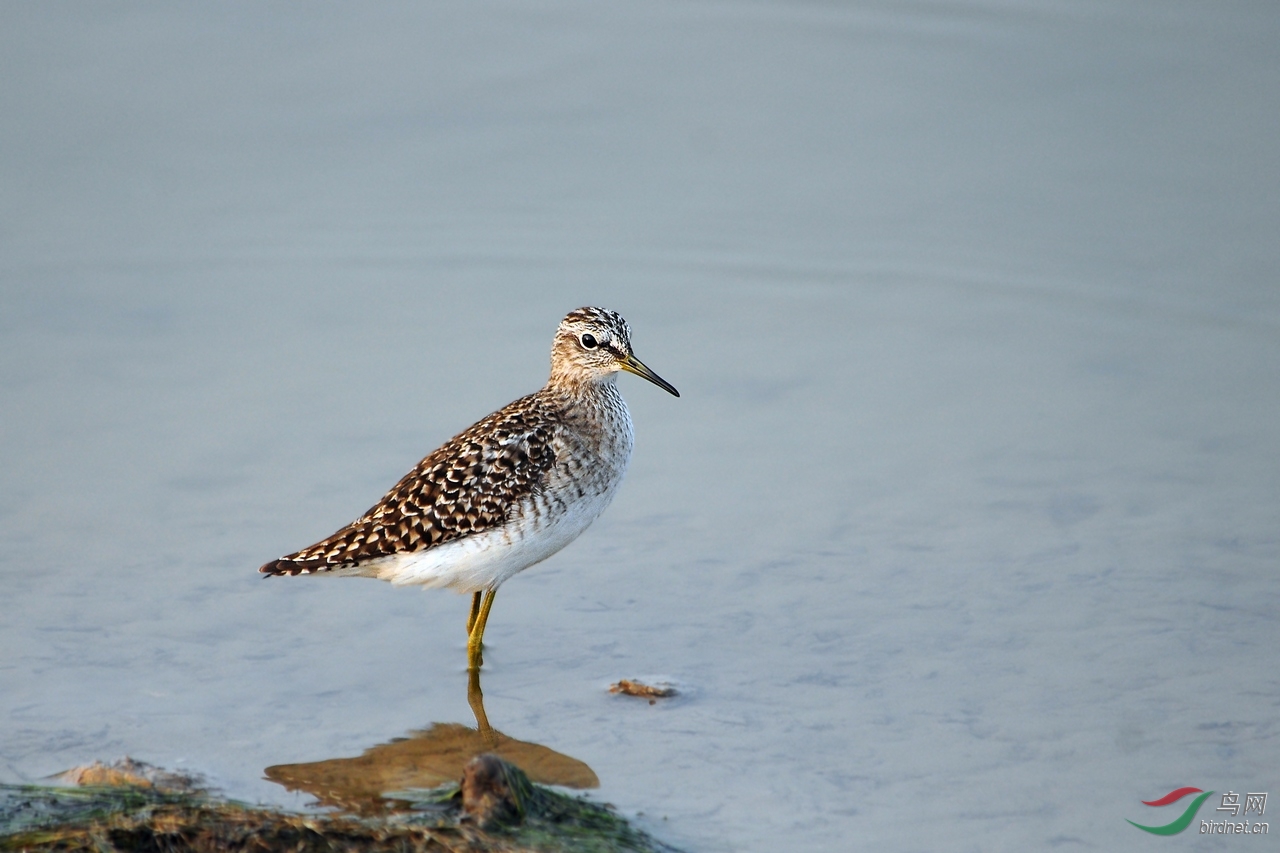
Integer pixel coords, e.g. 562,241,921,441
258,557,335,577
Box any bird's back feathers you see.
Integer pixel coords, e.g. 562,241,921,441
258,393,559,577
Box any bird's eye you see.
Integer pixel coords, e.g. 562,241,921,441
580,333,598,349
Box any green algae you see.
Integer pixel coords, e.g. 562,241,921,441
1,769,676,853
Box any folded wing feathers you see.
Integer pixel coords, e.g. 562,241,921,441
259,395,558,577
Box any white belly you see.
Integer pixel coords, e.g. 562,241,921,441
338,384,635,593
346,474,622,593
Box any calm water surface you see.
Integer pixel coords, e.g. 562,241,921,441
3,3,1278,851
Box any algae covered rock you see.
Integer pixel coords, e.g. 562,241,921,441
1,755,678,853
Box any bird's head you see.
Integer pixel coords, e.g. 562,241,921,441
549,307,679,397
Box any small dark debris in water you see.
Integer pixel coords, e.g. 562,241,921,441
609,680,678,703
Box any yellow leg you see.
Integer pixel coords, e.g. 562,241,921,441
467,667,497,744
467,591,482,635
467,588,497,671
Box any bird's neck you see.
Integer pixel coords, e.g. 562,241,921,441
542,374,630,429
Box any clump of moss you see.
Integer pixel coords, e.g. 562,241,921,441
1,755,677,853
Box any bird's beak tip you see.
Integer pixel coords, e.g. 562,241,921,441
621,354,679,398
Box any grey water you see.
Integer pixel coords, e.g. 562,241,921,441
2,2,1278,850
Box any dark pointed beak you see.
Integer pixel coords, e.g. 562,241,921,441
620,354,679,397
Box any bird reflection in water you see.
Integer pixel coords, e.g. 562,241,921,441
264,670,598,814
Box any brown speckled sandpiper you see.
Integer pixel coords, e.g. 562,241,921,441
259,307,679,670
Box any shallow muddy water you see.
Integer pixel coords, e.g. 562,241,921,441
3,3,1278,851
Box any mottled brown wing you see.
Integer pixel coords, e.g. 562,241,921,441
259,395,558,576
